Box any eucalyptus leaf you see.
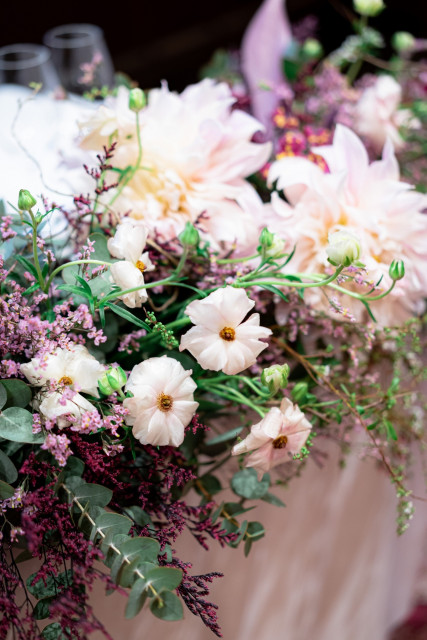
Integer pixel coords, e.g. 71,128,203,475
41,623,70,640
125,578,149,618
110,536,161,584
231,468,270,500
0,479,14,498
123,505,153,528
0,407,44,443
0,379,32,408
33,597,53,620
27,569,73,599
150,591,183,621
144,567,183,593
119,560,156,588
71,482,113,508
0,449,18,483
94,512,132,546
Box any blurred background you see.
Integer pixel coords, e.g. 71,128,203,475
3,0,427,91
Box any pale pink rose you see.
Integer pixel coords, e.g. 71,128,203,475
267,125,427,324
232,398,312,479
179,286,272,375
123,356,198,447
79,80,271,250
354,75,420,152
108,219,154,308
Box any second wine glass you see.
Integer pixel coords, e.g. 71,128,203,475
43,24,115,95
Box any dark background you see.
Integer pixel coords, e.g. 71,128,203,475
3,0,427,90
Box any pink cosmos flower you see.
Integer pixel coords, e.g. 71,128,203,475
232,398,312,479
79,80,271,250
267,125,427,324
354,75,420,152
179,287,272,375
108,219,154,308
123,356,198,447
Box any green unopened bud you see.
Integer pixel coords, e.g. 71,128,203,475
392,31,415,53
98,366,127,395
258,227,275,249
128,88,146,113
178,222,200,248
291,381,308,405
301,38,323,60
353,0,385,16
261,363,290,394
18,189,37,211
389,259,405,281
326,230,361,267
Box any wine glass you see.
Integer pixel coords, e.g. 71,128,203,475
43,24,115,95
0,44,61,93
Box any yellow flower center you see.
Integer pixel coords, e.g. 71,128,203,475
58,376,73,386
219,327,235,342
135,260,146,273
157,393,174,412
272,435,288,449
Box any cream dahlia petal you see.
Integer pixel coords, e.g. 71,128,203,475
107,219,148,263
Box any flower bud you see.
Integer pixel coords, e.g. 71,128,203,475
301,38,323,60
389,259,405,281
353,0,385,16
326,230,361,267
98,366,127,395
291,381,308,405
178,222,200,248
18,189,37,211
261,363,290,394
392,32,415,53
128,88,146,113
258,227,275,249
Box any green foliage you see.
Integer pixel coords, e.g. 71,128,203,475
0,379,32,409
231,469,270,500
41,623,71,639
0,450,18,483
27,569,73,599
0,407,44,443
0,383,6,410
0,479,14,498
150,591,184,621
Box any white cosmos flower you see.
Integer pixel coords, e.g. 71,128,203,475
108,219,154,308
179,286,271,375
21,344,105,397
232,398,312,479
123,356,198,447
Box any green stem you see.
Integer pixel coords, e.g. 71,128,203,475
28,209,45,290
205,384,267,418
238,265,344,290
108,111,143,208
216,253,259,265
45,259,112,291
100,276,176,305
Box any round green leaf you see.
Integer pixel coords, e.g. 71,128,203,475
231,468,269,500
41,623,69,640
70,482,113,508
0,379,32,408
0,449,18,483
125,577,149,619
145,567,183,593
0,479,14,499
0,407,44,443
150,591,183,621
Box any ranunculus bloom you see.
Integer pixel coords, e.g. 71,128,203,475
21,344,105,397
267,125,427,324
79,80,271,250
232,398,312,479
354,75,420,152
179,286,272,375
123,356,198,447
108,219,154,308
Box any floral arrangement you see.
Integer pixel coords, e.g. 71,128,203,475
1,0,427,638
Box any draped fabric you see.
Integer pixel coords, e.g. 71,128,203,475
90,443,427,640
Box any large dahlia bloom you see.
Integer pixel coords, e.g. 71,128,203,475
79,80,271,250
266,125,427,325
